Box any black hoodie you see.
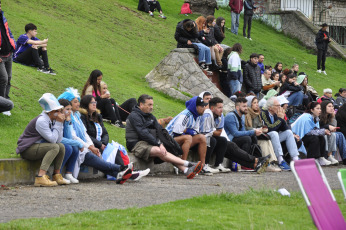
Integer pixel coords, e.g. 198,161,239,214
174,19,200,48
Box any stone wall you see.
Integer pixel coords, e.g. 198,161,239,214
187,0,219,16
145,48,235,114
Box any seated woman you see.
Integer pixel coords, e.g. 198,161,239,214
16,93,68,186
279,73,304,107
81,69,136,128
291,102,331,166
245,95,281,172
58,88,133,184
272,62,283,74
59,98,83,183
320,100,345,165
174,19,211,70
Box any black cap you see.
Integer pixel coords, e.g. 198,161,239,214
321,23,328,27
196,96,208,107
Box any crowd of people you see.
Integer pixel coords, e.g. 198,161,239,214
1,1,346,187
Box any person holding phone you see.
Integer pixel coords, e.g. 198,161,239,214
13,23,56,75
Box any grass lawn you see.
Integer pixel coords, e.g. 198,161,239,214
0,0,345,158
1,189,346,229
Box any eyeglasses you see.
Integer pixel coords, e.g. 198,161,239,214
90,101,97,105
273,104,281,107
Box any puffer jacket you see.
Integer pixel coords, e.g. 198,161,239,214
243,60,262,93
174,19,200,48
315,29,330,51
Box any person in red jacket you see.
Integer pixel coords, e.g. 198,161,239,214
229,0,244,35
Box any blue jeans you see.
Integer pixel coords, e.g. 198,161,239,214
287,91,304,106
0,53,13,98
192,42,211,65
268,130,299,158
335,132,346,160
82,152,121,178
229,80,241,96
0,96,13,113
61,144,79,173
231,12,240,35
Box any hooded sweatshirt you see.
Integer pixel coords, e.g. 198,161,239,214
166,96,202,137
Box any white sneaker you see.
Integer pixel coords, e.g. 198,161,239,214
2,111,11,116
214,164,231,173
265,164,282,172
317,69,322,73
131,168,150,181
322,71,327,75
327,155,339,165
65,173,79,184
248,38,252,41
201,165,214,176
206,164,220,174
318,157,331,166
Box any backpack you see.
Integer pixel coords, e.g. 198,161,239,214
180,3,192,14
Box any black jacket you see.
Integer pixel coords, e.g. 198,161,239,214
315,29,330,51
243,60,262,93
279,82,303,96
213,24,225,44
199,25,218,46
80,109,109,149
175,19,200,48
244,0,255,16
126,106,161,151
260,109,289,133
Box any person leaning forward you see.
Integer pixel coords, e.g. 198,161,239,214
126,94,203,179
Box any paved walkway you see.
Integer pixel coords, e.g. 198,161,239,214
0,165,344,223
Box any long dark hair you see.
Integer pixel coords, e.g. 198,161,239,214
82,69,103,97
274,62,283,73
306,102,320,114
80,95,99,123
216,17,225,37
320,100,334,125
230,43,242,54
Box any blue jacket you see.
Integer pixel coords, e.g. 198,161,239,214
224,111,255,141
61,121,84,148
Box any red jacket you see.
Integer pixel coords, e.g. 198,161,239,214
229,0,244,14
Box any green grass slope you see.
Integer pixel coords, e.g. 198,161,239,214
1,0,345,158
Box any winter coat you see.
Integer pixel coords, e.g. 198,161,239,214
213,24,224,44
174,19,200,49
244,0,255,16
229,0,244,14
199,26,218,46
80,108,109,149
315,29,330,51
279,82,303,96
126,106,161,152
336,96,346,107
243,60,262,93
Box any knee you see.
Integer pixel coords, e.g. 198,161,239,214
195,134,206,144
58,143,65,153
269,131,279,139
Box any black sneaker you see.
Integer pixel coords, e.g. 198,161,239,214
111,121,126,129
45,68,56,75
255,154,270,174
37,67,48,74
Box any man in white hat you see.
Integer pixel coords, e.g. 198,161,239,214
16,93,69,187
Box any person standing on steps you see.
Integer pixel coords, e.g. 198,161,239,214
0,1,15,116
316,23,331,75
243,0,256,40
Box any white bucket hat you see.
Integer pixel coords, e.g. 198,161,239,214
38,93,63,113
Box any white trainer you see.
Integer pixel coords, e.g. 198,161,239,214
318,157,331,166
214,164,231,173
2,111,11,116
65,173,79,184
322,70,327,75
132,168,150,181
317,69,322,73
265,164,282,172
206,164,220,174
327,155,339,165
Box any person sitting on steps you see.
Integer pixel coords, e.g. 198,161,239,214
13,23,55,75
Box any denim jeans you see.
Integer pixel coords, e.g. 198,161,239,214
229,80,241,96
287,91,304,106
0,53,13,98
192,42,211,65
0,96,13,112
268,130,299,158
335,132,346,159
61,144,79,173
231,12,240,35
82,152,121,178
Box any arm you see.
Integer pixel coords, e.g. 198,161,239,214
213,129,222,136
35,117,64,143
243,66,253,91
71,127,91,148
306,128,325,136
27,39,48,46
128,114,160,146
61,137,84,148
285,84,302,92
224,114,255,137
262,83,276,91
260,111,287,132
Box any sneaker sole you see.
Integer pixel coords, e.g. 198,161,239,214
34,183,58,187
187,162,203,179
116,169,133,184
256,159,269,174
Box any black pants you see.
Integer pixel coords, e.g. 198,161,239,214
15,47,49,68
243,15,252,38
143,1,162,13
224,141,256,169
205,136,227,166
302,135,326,159
232,135,257,154
97,97,137,123
317,49,327,71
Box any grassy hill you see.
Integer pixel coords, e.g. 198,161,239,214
1,0,345,158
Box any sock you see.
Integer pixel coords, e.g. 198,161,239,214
184,168,188,174
292,156,299,161
278,156,284,164
183,161,189,167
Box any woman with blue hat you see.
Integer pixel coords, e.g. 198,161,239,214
16,93,69,187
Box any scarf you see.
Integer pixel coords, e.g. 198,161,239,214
245,108,262,128
71,111,86,142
